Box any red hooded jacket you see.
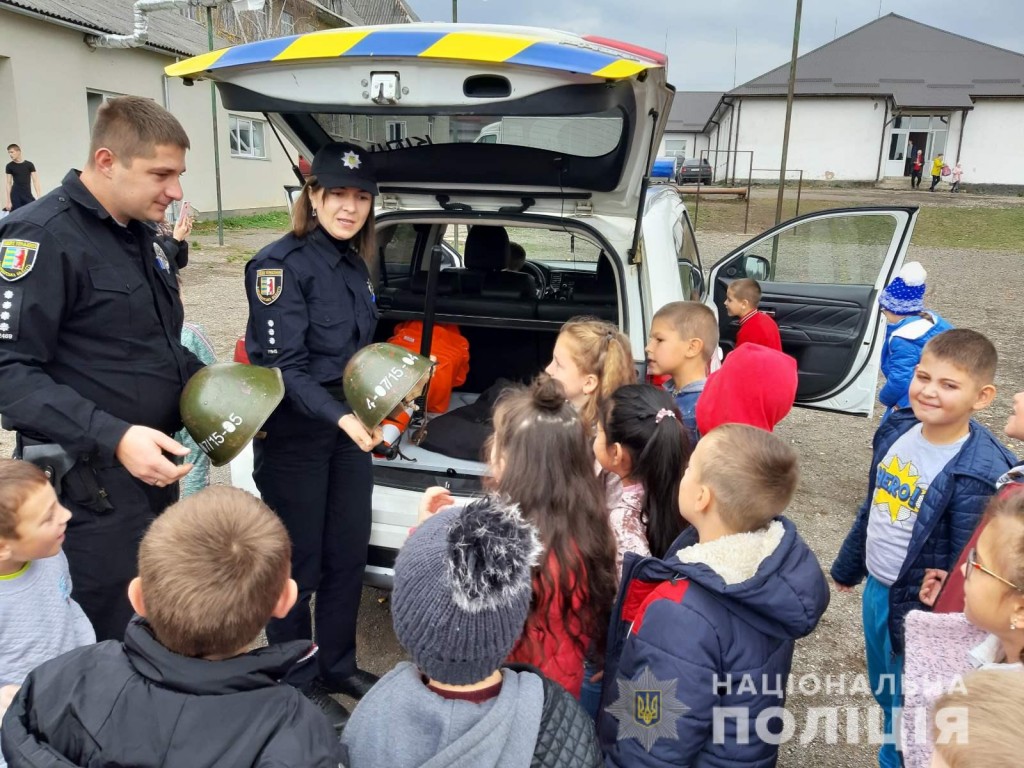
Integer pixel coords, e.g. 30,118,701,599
696,344,798,435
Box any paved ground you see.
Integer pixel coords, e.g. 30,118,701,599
4,185,1020,764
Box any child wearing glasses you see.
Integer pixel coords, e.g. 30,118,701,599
831,329,1016,768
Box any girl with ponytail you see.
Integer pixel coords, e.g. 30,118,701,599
596,385,693,566
545,316,636,435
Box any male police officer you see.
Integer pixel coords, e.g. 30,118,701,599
0,96,204,641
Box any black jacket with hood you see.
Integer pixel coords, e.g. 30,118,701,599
1,618,345,768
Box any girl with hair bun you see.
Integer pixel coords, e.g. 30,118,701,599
486,375,617,698
596,384,692,567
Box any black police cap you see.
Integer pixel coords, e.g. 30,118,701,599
310,142,378,196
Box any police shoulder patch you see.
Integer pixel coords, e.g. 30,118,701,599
256,268,283,305
0,239,39,282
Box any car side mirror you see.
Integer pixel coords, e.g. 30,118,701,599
743,254,771,281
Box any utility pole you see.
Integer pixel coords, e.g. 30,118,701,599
206,3,225,245
775,0,802,226
452,0,457,22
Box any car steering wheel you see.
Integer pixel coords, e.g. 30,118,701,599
520,261,547,298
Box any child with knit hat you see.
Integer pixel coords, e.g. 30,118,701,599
878,262,953,421
341,495,601,768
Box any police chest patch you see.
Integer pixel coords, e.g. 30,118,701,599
256,269,283,305
0,239,39,282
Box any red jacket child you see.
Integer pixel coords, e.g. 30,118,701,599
725,278,782,351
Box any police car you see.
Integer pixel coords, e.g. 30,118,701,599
169,24,918,586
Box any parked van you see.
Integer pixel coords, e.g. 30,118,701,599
169,24,918,585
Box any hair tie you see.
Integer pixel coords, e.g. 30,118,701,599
655,408,676,424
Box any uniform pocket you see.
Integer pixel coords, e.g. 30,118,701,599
306,299,353,354
88,265,145,330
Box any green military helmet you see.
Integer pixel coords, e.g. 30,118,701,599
343,343,432,431
180,363,285,467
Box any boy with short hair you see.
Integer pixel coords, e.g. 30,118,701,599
343,494,601,768
831,328,1016,768
724,277,782,351
599,424,829,766
646,301,719,442
2,487,345,767
0,460,94,744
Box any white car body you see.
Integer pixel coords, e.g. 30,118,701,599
169,24,918,586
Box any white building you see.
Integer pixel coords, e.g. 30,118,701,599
0,0,416,215
668,14,1024,186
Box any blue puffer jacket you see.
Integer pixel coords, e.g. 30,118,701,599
831,409,1016,653
598,517,829,767
879,312,953,414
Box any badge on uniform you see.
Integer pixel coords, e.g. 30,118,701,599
256,268,284,305
0,287,24,341
153,242,171,273
0,239,39,282
366,278,376,303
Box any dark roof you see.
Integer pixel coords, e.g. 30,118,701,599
731,13,1024,109
666,91,724,132
347,0,419,24
0,0,214,57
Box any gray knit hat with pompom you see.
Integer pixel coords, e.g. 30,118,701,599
392,494,542,685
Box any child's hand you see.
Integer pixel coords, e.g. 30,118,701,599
833,580,855,594
418,486,455,523
0,683,20,717
919,568,948,607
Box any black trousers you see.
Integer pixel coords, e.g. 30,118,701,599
254,404,372,688
62,466,177,641
910,170,922,188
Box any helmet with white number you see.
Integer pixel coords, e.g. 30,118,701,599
343,343,432,431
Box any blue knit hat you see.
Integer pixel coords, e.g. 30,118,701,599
879,262,927,314
392,495,541,685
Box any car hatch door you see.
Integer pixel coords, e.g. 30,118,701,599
704,206,919,416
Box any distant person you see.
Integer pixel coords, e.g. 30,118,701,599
507,240,526,271
950,161,963,193
3,145,41,212
929,152,945,192
878,262,953,421
1,487,346,767
724,277,782,351
911,150,924,189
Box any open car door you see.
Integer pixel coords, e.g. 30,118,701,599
705,206,918,417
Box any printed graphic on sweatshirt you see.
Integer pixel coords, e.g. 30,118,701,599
873,456,926,525
607,665,690,752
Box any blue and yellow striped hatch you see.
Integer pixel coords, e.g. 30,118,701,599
165,24,666,81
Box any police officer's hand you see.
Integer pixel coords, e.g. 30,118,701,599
338,414,384,453
116,425,192,486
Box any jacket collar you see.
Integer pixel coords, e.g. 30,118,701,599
309,225,361,269
62,170,117,224
123,616,316,695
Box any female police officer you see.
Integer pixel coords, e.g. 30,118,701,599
244,142,383,729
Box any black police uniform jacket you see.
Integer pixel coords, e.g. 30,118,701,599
245,226,378,425
0,171,204,463
0,617,346,767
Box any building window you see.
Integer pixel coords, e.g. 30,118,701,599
180,3,197,20
664,138,687,158
386,121,407,143
86,90,122,131
229,115,267,159
280,10,295,35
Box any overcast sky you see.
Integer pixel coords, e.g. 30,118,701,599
408,0,1024,91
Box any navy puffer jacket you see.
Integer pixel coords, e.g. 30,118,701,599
831,408,1016,653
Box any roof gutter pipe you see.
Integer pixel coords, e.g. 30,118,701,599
85,0,193,49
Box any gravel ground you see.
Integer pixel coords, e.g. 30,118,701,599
4,188,1020,764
